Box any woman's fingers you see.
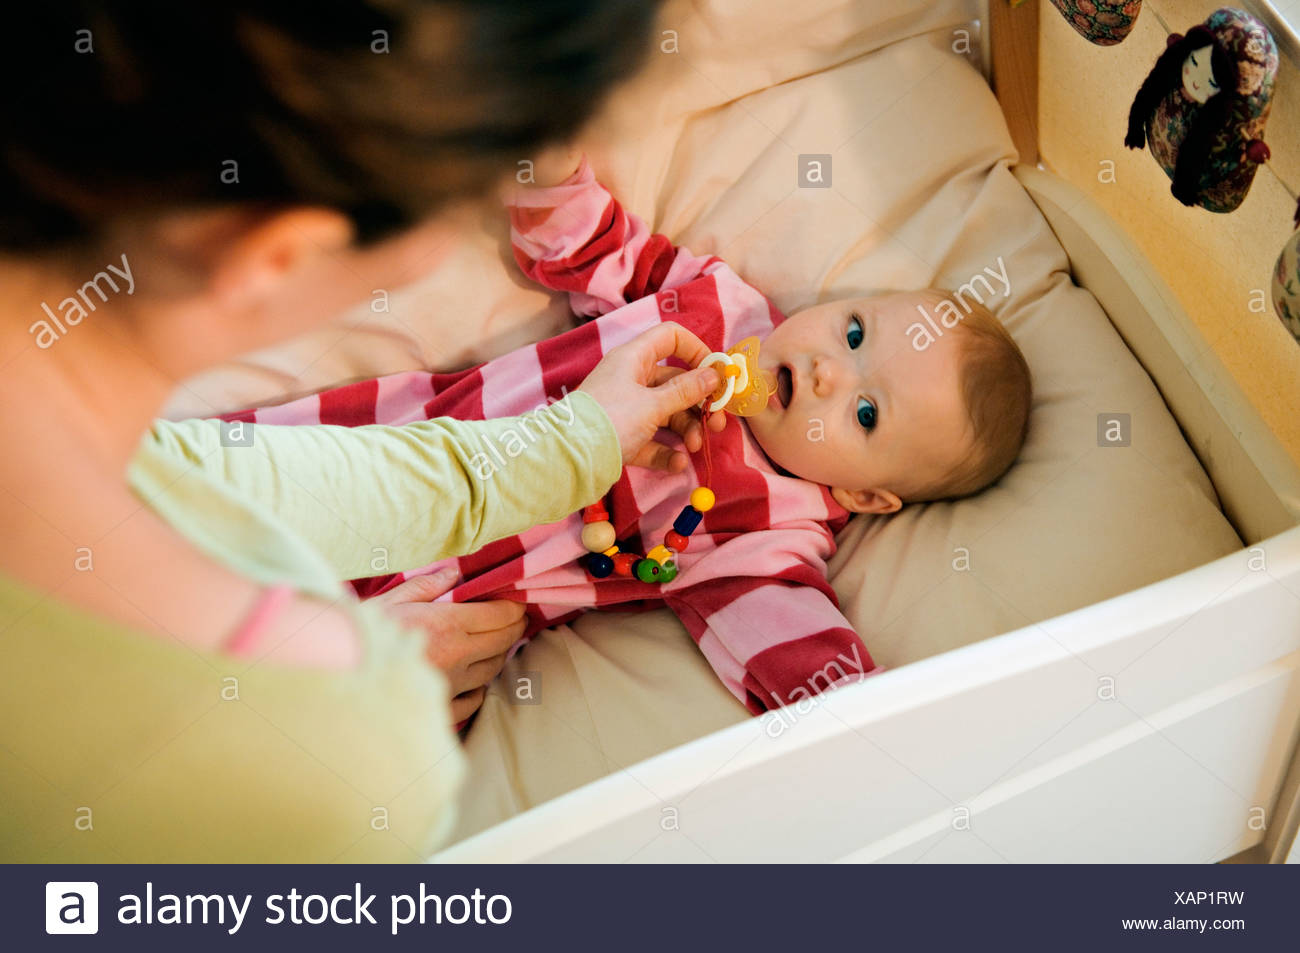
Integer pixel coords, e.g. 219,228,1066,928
647,364,685,387
447,650,506,694
441,598,525,634
450,686,487,724
442,602,526,662
370,566,459,608
651,365,723,424
404,598,523,674
446,648,508,713
629,440,687,472
377,584,524,724
578,323,721,467
449,650,510,720
667,408,703,451
463,652,509,687
641,321,713,371
481,614,527,657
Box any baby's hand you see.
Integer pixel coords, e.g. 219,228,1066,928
579,323,727,473
531,145,584,186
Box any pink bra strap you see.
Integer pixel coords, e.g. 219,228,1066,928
224,584,296,657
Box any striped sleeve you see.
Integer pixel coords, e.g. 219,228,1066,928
662,533,883,715
507,155,722,317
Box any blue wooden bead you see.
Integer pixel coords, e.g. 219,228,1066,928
586,553,615,578
672,506,703,536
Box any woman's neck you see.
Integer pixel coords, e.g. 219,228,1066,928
0,258,179,525
0,256,273,642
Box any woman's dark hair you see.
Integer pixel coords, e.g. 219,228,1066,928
1,1,661,249
1125,25,1238,205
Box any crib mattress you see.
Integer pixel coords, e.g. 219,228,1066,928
162,0,1244,847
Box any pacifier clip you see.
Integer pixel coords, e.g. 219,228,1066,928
579,336,773,584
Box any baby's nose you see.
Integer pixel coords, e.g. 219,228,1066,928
812,355,842,396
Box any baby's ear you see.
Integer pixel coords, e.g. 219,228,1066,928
831,486,902,515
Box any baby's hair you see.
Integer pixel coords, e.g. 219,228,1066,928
908,290,1032,502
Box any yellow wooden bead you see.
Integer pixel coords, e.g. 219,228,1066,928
689,487,716,512
603,545,619,557
646,544,672,565
581,520,617,553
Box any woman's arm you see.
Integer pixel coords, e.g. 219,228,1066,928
148,323,722,581
147,390,621,580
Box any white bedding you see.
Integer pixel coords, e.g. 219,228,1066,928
164,0,1243,845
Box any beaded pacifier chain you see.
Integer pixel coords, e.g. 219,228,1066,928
580,336,774,583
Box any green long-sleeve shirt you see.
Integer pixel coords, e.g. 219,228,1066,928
0,392,621,861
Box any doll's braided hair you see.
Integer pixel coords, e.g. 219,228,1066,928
1125,26,1239,206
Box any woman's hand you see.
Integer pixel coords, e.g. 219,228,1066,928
370,569,525,724
579,322,727,473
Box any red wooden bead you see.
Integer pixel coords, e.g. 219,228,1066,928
612,553,638,576
665,531,689,552
583,501,609,523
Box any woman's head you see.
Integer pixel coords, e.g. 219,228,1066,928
0,2,661,374
3,1,660,248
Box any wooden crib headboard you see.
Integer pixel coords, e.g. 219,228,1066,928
986,0,1040,165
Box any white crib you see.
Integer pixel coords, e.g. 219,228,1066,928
432,3,1300,863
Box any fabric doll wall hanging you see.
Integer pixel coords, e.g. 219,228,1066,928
1049,1,1143,46
1271,231,1300,344
1125,8,1278,212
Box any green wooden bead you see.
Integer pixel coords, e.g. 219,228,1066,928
657,559,678,583
634,558,661,583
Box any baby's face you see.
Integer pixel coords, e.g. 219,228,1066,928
747,291,972,513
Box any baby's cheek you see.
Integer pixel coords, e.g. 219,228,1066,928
749,414,793,462
778,414,811,449
791,417,838,477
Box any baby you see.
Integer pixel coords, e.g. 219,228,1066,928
237,155,1032,713
747,287,1030,513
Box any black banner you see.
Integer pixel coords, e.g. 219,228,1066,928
8,863,1296,951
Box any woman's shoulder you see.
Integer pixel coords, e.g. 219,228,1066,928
0,561,464,861
5,487,362,658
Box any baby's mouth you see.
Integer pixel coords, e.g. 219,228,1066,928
775,364,794,409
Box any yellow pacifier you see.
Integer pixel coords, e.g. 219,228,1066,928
698,336,776,417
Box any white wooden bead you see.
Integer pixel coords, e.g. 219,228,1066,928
581,520,617,553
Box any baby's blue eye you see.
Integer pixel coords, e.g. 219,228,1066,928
846,315,864,349
1190,54,1198,66
856,396,877,431
1209,77,1219,90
